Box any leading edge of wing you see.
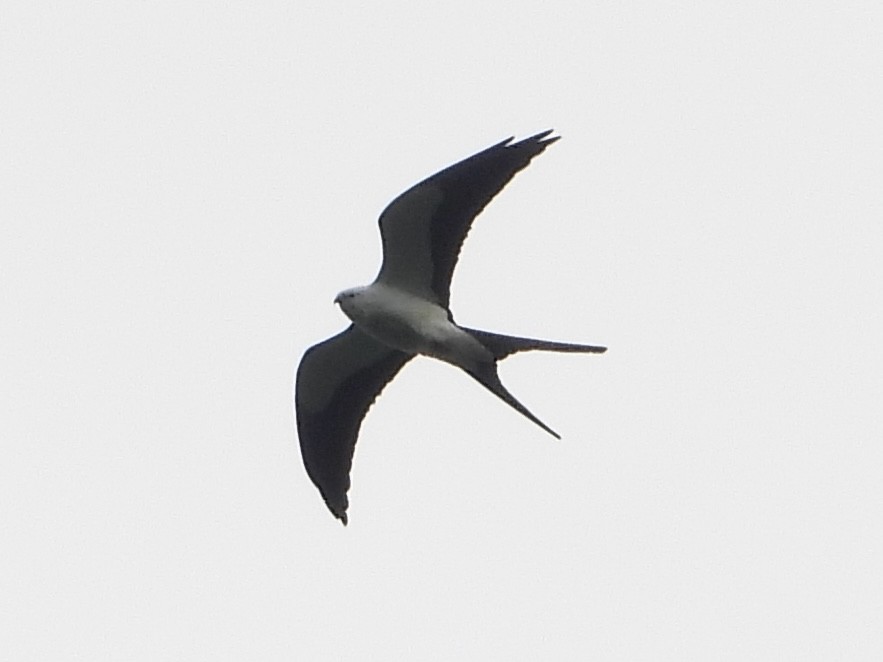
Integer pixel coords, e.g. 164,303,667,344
295,325,413,524
375,130,560,308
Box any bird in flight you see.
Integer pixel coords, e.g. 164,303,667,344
295,131,606,524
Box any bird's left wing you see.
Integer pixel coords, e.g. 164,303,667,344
295,325,413,524
375,130,559,308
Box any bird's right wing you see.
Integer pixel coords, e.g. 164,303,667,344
376,131,559,308
295,325,413,524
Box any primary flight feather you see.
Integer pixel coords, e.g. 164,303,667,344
295,131,606,524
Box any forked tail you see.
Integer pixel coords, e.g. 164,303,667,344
464,362,561,439
463,327,607,361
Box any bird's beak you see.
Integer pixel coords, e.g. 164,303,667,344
333,293,341,305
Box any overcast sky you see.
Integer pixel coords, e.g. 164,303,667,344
2,2,881,659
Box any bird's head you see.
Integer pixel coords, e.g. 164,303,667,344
333,287,368,319
333,287,359,306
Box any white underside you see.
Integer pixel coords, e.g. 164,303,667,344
337,282,491,369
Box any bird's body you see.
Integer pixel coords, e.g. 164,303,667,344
295,131,606,524
335,284,490,368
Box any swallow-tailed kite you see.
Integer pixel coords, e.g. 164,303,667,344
295,131,606,524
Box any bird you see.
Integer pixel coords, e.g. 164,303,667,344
295,130,606,524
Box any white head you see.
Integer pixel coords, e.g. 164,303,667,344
333,286,368,318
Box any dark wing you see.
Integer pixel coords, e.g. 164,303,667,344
375,130,560,308
295,325,413,524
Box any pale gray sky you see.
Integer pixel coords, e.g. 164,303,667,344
2,2,881,659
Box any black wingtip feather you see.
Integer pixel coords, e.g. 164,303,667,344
524,129,558,144
323,493,348,525
494,130,558,153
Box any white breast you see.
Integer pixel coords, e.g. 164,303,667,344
339,283,491,368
